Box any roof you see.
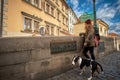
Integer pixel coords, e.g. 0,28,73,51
97,19,109,28
108,33,119,36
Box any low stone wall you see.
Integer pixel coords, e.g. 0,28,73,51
95,37,116,59
0,36,116,80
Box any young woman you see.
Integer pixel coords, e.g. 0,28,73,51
83,19,95,60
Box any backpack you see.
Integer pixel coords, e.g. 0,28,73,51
94,34,100,47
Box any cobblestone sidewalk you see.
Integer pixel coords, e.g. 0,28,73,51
46,52,120,80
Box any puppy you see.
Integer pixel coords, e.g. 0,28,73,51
72,56,104,80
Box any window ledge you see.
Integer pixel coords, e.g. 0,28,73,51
44,11,55,18
21,30,40,34
56,2,59,6
57,19,61,22
21,30,33,33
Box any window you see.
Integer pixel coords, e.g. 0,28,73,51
34,0,39,7
46,3,50,13
26,0,31,2
62,5,65,12
66,18,68,25
45,2,55,17
51,7,54,16
62,15,64,24
24,17,32,31
51,27,54,35
104,29,106,34
34,21,39,32
57,11,60,20
57,28,59,36
4,0,8,4
24,0,41,9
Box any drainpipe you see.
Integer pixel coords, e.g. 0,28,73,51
0,0,4,37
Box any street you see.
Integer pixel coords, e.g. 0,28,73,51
46,51,120,80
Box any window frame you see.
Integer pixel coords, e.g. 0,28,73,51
51,27,54,35
34,20,40,32
45,2,50,13
24,17,32,32
50,6,54,16
57,10,60,21
23,0,42,10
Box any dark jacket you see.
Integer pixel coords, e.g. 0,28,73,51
85,28,95,47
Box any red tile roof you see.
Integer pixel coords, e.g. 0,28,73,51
108,33,119,36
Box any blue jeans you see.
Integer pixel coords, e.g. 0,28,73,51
83,47,95,60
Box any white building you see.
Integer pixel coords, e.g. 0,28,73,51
68,7,78,34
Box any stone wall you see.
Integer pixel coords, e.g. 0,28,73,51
0,36,117,80
95,37,116,59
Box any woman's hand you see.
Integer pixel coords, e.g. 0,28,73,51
84,42,87,46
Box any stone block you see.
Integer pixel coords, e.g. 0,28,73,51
30,67,62,80
31,49,51,61
0,37,34,53
0,63,26,80
0,37,51,53
34,37,50,49
106,76,116,80
0,51,31,66
25,59,51,73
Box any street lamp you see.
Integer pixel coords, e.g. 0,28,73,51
92,0,99,34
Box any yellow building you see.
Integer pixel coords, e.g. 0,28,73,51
97,19,109,37
74,19,109,36
73,22,85,36
3,0,70,37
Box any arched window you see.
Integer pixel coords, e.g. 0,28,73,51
39,27,45,36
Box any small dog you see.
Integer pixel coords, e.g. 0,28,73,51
72,56,104,80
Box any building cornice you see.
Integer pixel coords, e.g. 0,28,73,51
21,11,43,21
45,0,56,7
61,0,69,8
45,21,57,27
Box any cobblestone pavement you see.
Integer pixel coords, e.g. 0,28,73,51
46,52,120,80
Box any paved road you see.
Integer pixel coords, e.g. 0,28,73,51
46,51,120,80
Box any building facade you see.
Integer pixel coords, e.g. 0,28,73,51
2,0,72,37
74,19,109,37
97,19,109,37
68,7,77,34
0,0,8,37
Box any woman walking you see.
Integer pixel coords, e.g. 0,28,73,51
83,19,95,60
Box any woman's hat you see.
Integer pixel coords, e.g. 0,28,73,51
85,19,91,24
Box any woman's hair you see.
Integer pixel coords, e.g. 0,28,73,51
85,19,93,33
